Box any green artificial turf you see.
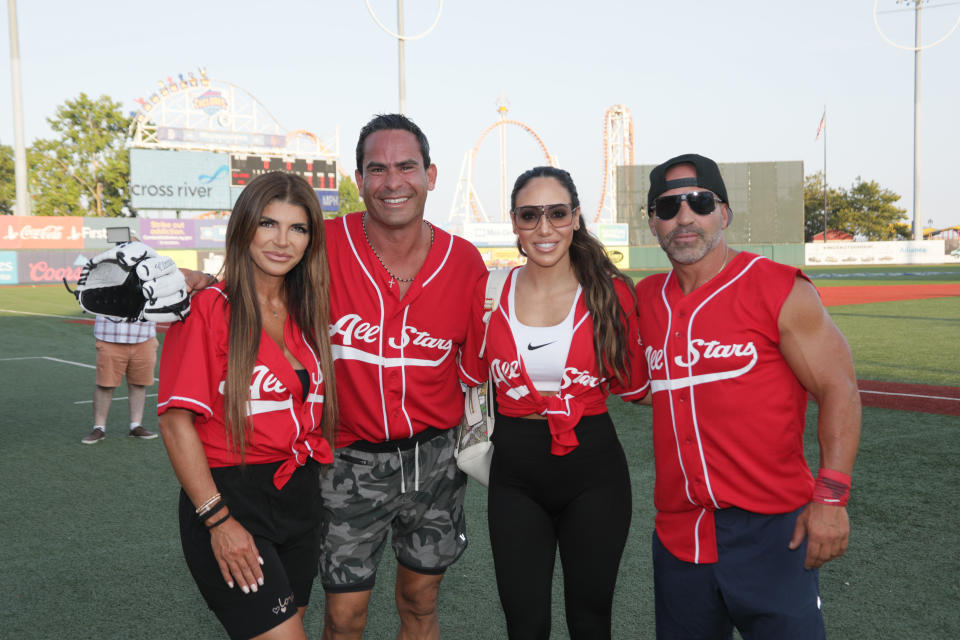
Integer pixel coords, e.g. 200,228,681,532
1,277,957,638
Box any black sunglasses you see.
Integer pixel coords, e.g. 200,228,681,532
653,191,720,220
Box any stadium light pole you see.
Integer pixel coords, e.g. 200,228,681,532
366,0,444,115
874,0,960,240
7,0,30,215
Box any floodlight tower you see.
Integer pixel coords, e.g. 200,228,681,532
874,0,960,239
365,0,445,114
595,105,635,224
7,0,29,215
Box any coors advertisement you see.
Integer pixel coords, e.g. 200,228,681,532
17,250,98,284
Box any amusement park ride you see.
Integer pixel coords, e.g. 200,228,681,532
448,100,634,226
129,68,341,195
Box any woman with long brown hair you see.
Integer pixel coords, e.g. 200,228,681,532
461,166,648,639
158,171,337,640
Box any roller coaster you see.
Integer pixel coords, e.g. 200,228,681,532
448,100,634,226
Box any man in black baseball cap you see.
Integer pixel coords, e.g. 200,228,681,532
647,153,731,224
646,153,733,276
637,153,861,639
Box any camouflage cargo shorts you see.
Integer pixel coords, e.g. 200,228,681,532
319,428,468,592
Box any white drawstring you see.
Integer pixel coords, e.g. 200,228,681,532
414,441,420,492
398,442,422,494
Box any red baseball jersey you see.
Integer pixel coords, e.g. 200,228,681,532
325,213,487,448
636,252,814,564
157,283,332,489
461,268,648,455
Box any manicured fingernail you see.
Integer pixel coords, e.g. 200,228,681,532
257,577,264,586
250,583,258,593
258,556,264,565
228,581,234,589
241,585,250,594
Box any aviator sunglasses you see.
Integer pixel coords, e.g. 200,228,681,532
653,191,720,220
512,203,577,230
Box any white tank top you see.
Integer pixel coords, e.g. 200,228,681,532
508,274,580,393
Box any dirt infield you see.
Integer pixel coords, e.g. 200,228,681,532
857,380,960,417
818,283,960,307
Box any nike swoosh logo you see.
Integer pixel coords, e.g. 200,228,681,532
528,341,556,351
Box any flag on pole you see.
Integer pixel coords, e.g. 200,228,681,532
815,111,826,141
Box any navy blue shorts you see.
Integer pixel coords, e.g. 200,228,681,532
653,507,825,640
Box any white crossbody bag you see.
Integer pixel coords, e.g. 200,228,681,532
455,269,509,487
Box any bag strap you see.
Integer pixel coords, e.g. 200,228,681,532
479,268,510,359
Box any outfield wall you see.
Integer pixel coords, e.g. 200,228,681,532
1,216,953,285
629,244,806,269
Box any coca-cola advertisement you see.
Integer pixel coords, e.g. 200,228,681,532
17,250,97,284
0,216,84,249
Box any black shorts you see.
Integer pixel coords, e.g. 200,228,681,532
178,459,322,640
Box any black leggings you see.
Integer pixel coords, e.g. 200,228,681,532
488,412,632,640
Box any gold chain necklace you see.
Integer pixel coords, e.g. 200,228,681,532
713,247,729,281
362,213,434,288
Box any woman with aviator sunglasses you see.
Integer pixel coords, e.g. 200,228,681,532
461,166,648,639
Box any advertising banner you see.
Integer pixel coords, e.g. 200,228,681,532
158,127,286,151
317,189,339,212
605,246,630,270
0,250,18,284
460,223,516,247
130,148,232,210
17,250,97,284
196,220,228,248
197,250,226,276
0,216,84,249
157,249,199,271
79,218,140,250
477,247,525,269
139,219,197,248
805,240,947,265
594,223,629,246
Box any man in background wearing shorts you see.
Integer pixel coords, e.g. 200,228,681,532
81,315,159,444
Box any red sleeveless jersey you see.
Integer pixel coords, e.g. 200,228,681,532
636,252,815,564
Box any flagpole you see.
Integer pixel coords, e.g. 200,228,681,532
822,106,827,242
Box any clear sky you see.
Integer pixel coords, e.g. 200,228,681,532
2,0,958,231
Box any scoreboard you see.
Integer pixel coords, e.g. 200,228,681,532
230,155,337,190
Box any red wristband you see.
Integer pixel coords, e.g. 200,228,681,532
812,468,851,506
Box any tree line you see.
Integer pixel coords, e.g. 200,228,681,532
803,171,908,241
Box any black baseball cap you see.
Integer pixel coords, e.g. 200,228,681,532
647,153,730,219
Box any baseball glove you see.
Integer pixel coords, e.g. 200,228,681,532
65,241,190,323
